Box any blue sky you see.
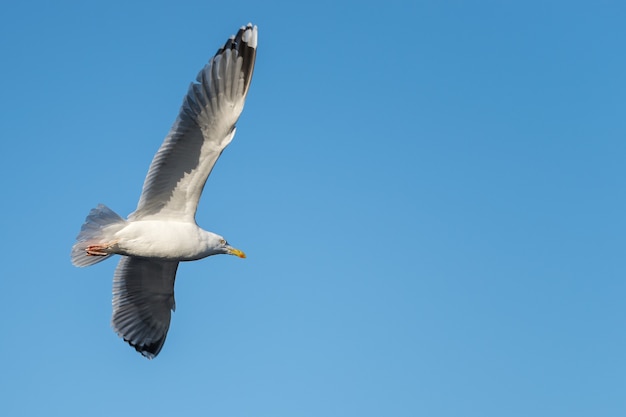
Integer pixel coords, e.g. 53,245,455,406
1,1,625,416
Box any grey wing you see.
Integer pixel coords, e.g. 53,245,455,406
129,24,258,221
112,256,179,359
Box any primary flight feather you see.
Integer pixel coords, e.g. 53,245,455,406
71,24,258,359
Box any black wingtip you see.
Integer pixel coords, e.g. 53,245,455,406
214,24,257,94
215,23,257,54
124,336,167,360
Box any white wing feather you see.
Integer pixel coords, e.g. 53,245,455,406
130,24,257,221
111,256,179,359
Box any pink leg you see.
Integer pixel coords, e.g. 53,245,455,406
86,242,116,256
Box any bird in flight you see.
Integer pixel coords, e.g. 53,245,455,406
71,24,258,359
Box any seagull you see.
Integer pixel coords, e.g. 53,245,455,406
71,24,258,359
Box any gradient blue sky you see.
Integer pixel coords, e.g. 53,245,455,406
1,1,625,416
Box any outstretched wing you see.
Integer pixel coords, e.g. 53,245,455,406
112,256,179,359
130,24,258,221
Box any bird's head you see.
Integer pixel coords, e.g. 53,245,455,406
206,232,246,258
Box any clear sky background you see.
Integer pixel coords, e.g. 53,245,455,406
1,1,624,416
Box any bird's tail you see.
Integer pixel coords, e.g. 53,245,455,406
71,204,127,267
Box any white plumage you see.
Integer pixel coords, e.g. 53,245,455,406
71,24,257,359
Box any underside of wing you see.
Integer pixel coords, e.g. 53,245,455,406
111,256,179,359
130,24,258,221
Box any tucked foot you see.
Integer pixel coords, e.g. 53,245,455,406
86,242,115,256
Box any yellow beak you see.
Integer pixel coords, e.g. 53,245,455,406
228,247,246,258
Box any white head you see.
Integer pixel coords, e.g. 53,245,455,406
203,231,246,258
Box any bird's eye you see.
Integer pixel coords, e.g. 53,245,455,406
220,239,226,245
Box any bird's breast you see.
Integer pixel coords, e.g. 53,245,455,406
113,220,210,261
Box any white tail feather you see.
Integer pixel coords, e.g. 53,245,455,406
71,204,127,267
